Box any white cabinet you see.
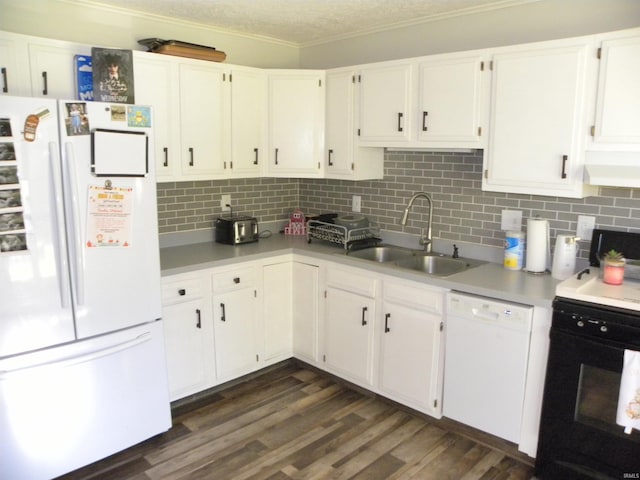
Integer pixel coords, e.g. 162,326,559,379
379,278,445,417
133,52,181,180
161,273,215,401
0,32,29,96
484,40,597,198
229,66,266,177
292,260,320,364
323,267,377,387
28,40,90,99
133,53,228,181
358,62,413,143
262,260,293,363
179,62,228,178
591,32,640,147
212,265,259,382
325,69,384,180
267,70,325,177
416,54,488,147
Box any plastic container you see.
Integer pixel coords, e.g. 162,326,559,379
504,231,525,270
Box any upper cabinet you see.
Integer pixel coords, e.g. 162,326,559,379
28,40,90,99
591,32,640,147
416,53,488,147
483,39,597,198
358,62,413,143
266,70,325,178
0,33,29,96
325,69,383,180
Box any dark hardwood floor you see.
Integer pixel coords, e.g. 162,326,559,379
59,361,535,479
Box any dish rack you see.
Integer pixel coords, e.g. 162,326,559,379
307,220,380,250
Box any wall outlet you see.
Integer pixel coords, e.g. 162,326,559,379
220,194,231,212
352,195,362,213
501,210,523,231
576,215,596,240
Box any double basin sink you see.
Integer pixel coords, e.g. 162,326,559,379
345,245,485,277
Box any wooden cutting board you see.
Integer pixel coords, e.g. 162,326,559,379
155,44,227,62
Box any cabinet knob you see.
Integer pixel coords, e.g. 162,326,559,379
178,288,186,296
233,277,240,284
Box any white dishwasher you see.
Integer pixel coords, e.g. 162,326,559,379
443,291,533,443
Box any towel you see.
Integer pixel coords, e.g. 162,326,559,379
616,349,640,434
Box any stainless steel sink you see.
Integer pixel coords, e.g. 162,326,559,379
346,245,485,276
395,255,469,276
347,246,415,263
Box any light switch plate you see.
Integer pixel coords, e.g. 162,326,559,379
221,194,231,211
352,195,362,213
501,210,522,231
576,215,596,240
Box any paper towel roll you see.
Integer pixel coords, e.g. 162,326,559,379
526,218,549,273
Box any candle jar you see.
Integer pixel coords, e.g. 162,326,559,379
603,257,625,285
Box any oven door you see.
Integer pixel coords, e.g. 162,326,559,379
536,327,640,479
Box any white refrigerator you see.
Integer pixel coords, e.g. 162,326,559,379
0,95,171,479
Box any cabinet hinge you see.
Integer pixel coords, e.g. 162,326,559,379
357,128,361,137
434,399,438,408
590,125,596,137
318,162,321,169
477,126,482,136
351,162,355,171
254,289,257,297
352,75,356,83
318,79,322,87
224,161,227,169
230,161,233,169
229,73,232,82
480,61,484,71
440,321,443,332
596,47,602,60
256,354,259,362
484,169,488,179
324,290,327,299
489,60,494,71
323,354,326,362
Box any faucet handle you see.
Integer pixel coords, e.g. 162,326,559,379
452,244,459,258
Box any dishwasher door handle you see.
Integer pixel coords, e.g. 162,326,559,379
470,308,500,322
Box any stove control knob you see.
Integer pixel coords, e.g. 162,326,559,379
577,320,585,327
600,325,608,333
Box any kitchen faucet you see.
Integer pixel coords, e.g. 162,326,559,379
400,192,433,252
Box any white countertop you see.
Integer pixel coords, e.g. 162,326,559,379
160,234,559,308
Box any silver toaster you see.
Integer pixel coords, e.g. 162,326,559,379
215,215,259,245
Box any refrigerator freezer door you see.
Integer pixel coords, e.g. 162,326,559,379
58,101,162,338
0,96,75,357
0,320,171,480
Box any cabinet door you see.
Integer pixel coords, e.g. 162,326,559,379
593,34,640,145
28,42,89,99
162,299,214,401
0,34,29,96
292,261,320,363
324,287,375,386
179,62,228,178
358,63,412,142
379,301,443,416
213,288,258,381
267,71,324,177
485,43,592,197
325,70,354,176
230,67,266,177
133,53,181,180
263,262,293,362
417,55,486,146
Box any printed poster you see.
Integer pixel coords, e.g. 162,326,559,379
86,184,133,248
91,47,135,104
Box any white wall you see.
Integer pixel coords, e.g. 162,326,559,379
300,0,640,68
0,0,300,68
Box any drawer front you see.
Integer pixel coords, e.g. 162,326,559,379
384,280,445,314
162,276,205,305
212,266,257,292
326,266,377,298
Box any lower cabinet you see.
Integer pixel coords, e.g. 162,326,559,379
292,260,321,364
161,272,215,401
212,265,259,382
379,278,445,417
262,259,293,363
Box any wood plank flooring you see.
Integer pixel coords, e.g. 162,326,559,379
58,361,535,480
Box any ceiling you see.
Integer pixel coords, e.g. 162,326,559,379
92,0,538,46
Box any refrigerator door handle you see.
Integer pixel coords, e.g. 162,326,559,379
49,141,71,308
0,332,152,378
64,142,85,306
